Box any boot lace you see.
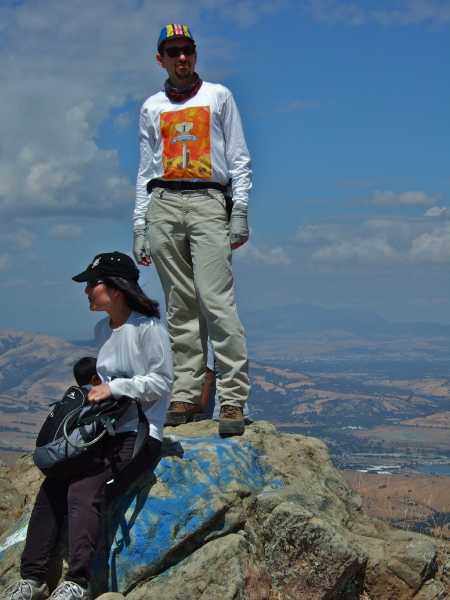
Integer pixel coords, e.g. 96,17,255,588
50,582,88,600
1,581,43,600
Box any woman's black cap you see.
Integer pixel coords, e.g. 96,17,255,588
72,251,140,282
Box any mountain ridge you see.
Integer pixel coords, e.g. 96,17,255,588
241,303,450,358
242,303,450,338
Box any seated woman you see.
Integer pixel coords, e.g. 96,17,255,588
1,252,173,600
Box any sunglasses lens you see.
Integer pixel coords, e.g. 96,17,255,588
165,45,195,58
87,279,104,288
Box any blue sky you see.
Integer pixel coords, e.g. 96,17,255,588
0,0,449,339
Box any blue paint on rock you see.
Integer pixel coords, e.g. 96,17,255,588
0,434,282,594
95,434,282,592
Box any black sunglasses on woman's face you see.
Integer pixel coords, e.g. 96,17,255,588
162,45,196,58
86,279,104,289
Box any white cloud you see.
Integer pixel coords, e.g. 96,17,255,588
0,255,12,271
48,224,84,240
352,189,443,207
2,279,27,288
305,0,450,27
285,217,450,268
114,112,133,131
425,206,449,217
410,296,450,307
202,0,293,27
408,221,450,263
293,223,345,246
0,228,38,275
372,0,450,26
310,234,399,264
0,0,293,231
0,0,298,272
234,241,291,265
305,0,367,25
330,179,382,187
0,2,154,225
0,228,35,251
290,222,402,266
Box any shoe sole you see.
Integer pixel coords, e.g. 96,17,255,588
165,412,205,426
219,421,245,436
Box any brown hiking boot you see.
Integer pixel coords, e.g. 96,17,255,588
165,401,205,426
219,405,245,436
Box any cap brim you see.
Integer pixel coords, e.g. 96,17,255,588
72,271,92,282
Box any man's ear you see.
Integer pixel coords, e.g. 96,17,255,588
156,53,164,68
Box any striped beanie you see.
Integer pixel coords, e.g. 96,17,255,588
157,24,195,51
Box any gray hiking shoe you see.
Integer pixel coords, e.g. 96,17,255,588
165,401,205,425
0,580,49,600
49,582,90,600
219,405,245,436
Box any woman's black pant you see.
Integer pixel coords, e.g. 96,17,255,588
20,434,161,588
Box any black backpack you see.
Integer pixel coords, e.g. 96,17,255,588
33,386,149,481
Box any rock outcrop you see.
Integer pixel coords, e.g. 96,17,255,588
0,421,448,600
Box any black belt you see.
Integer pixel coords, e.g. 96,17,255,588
147,178,228,195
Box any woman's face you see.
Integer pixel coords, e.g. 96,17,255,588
85,279,119,312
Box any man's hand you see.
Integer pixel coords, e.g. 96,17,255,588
133,224,152,266
230,203,249,250
88,383,112,404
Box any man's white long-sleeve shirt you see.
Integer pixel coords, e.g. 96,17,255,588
134,82,252,226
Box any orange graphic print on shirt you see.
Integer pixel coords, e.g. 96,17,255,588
160,106,211,179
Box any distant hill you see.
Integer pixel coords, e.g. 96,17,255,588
249,362,450,425
0,328,95,462
243,303,450,337
1,316,450,466
241,304,450,358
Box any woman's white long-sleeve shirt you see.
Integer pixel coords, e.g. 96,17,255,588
94,311,173,441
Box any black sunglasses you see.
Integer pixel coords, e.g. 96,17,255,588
162,45,196,58
86,279,104,289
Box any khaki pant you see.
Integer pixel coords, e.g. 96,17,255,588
146,187,250,407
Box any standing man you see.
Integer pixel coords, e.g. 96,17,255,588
133,24,251,435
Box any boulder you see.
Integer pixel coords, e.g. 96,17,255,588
6,453,45,507
0,453,45,543
0,476,22,537
0,421,447,600
127,533,272,600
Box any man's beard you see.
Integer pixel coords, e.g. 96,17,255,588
175,64,191,79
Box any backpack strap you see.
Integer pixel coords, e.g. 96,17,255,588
131,398,150,460
62,405,108,448
104,414,118,436
104,398,149,485
101,398,150,590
